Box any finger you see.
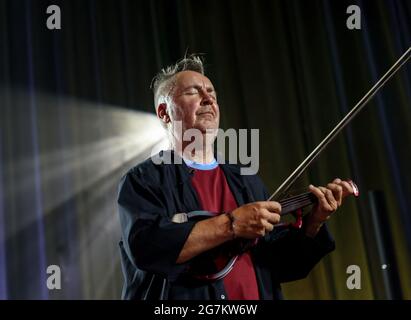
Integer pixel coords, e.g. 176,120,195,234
327,183,343,206
339,180,354,197
319,186,338,211
309,185,335,212
260,201,282,214
333,177,342,184
309,184,325,199
261,219,274,233
261,209,281,225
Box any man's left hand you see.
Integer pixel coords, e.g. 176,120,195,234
305,178,355,237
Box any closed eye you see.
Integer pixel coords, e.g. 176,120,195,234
182,86,217,100
184,88,199,95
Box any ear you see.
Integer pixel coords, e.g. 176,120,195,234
157,103,170,124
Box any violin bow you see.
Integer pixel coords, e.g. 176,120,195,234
268,47,411,202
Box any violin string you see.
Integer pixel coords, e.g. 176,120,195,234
281,200,314,215
280,193,312,206
279,193,311,204
281,198,312,211
284,199,313,210
280,196,316,214
282,198,313,210
282,197,312,207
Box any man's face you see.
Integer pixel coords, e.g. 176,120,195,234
168,71,220,134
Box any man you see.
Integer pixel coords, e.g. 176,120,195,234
117,55,355,300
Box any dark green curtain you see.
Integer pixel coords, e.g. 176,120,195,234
0,0,410,299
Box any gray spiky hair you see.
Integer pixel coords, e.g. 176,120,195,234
151,54,205,110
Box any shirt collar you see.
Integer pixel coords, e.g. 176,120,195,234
182,157,218,170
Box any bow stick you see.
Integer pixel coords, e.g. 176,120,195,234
268,47,411,201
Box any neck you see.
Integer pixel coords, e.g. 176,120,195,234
169,126,218,164
173,141,215,164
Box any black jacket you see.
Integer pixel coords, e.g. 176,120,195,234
117,150,335,300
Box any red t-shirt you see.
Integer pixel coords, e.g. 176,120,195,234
189,163,260,300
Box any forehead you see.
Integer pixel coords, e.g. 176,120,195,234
173,71,214,90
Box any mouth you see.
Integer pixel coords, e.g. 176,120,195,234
198,112,215,117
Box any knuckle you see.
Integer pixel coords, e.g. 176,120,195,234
251,205,259,216
256,210,265,219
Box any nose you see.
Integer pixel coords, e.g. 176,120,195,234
200,96,212,106
200,90,214,106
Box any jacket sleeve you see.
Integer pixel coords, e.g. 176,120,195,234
117,169,197,280
267,223,335,283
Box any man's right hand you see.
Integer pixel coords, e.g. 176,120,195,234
230,201,282,239
176,201,281,264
